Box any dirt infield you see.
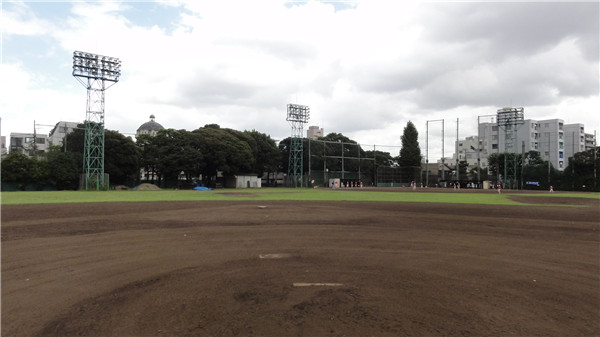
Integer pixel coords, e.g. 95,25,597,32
2,196,599,336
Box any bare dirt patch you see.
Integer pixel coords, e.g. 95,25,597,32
2,199,599,336
508,195,599,206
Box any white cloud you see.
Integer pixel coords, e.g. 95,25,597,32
1,0,598,161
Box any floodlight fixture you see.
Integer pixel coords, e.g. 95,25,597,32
73,51,121,83
286,104,310,123
497,107,524,127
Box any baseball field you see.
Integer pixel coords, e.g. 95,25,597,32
2,188,599,336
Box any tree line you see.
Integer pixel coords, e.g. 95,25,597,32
1,121,597,191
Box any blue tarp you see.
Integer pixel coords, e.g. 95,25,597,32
193,186,212,191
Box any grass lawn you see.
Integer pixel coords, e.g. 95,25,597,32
2,188,598,206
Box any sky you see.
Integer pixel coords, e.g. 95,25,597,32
1,0,598,160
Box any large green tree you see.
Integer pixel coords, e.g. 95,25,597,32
561,147,600,191
398,121,422,181
244,130,280,177
1,152,35,190
192,126,254,186
66,126,141,187
44,147,80,190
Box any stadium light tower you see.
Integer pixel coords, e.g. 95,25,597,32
72,51,121,190
286,104,310,187
497,107,524,189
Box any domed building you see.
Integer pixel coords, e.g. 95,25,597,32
137,115,164,136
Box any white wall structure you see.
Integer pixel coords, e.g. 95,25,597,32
564,124,586,165
226,175,261,188
454,136,489,169
9,132,49,157
307,125,324,140
49,121,80,147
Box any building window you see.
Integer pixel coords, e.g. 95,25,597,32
11,137,23,147
559,151,563,159
36,138,45,144
492,144,498,150
559,142,564,149
544,151,549,157
559,161,564,168
492,126,498,132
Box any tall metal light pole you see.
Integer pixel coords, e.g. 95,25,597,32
426,119,444,186
477,114,496,187
497,107,524,189
455,118,459,182
286,104,310,187
72,51,121,190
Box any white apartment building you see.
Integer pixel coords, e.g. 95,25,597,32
49,121,80,147
1,136,7,157
9,132,49,157
477,117,595,171
307,125,324,140
585,133,596,150
454,136,489,169
564,124,586,165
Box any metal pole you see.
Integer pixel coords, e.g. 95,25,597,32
308,138,311,184
548,133,551,184
521,140,525,190
358,143,361,182
323,140,326,186
373,144,376,186
441,119,445,181
341,142,344,180
477,116,481,186
426,121,429,187
594,130,597,190
456,118,459,182
572,132,575,190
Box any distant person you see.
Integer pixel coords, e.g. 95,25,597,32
497,185,502,194
549,185,554,193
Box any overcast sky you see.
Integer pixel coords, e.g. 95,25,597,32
1,0,598,159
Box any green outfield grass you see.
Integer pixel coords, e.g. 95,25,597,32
2,188,598,206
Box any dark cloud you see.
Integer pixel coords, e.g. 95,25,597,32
420,2,599,62
351,2,598,112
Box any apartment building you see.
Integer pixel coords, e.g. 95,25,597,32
307,125,324,140
48,121,80,147
9,132,49,157
477,117,595,171
455,136,489,169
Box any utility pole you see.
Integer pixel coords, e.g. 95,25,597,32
572,132,575,190
548,132,551,185
426,121,429,187
456,118,459,182
521,141,525,190
594,130,597,190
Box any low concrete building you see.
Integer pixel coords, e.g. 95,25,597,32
225,174,261,188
